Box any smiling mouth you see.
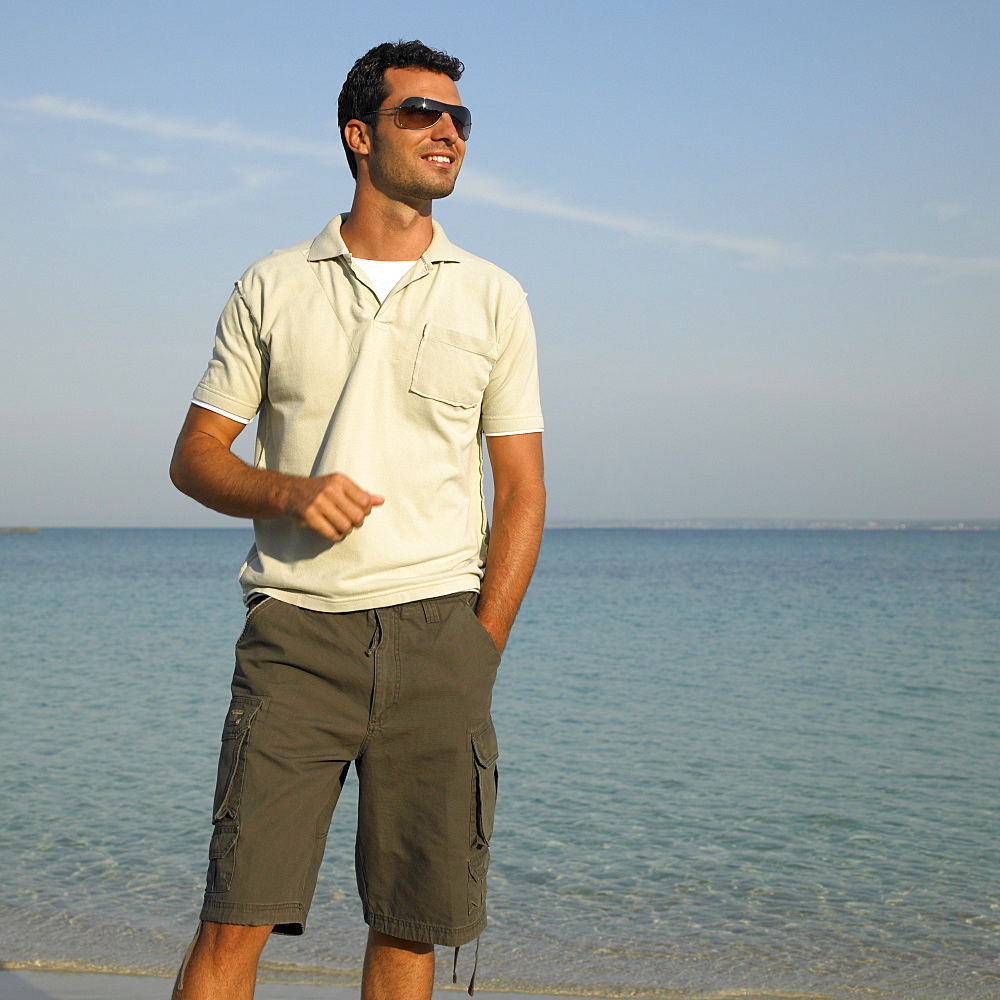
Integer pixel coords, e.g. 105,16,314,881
424,154,454,166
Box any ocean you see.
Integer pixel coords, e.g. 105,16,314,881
1,527,998,998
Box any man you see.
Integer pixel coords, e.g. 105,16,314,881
168,40,544,1000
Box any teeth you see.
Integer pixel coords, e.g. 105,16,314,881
426,155,451,163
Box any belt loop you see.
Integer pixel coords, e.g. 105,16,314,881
422,599,441,624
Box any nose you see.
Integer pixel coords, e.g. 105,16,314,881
431,112,462,144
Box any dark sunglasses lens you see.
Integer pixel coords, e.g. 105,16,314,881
397,102,471,139
397,106,442,129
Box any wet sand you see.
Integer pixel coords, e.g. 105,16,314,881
0,969,622,1000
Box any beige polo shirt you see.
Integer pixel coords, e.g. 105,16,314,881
193,215,543,612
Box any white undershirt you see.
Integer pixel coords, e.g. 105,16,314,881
191,254,542,434
352,257,416,302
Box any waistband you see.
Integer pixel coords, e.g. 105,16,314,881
379,590,478,622
247,589,478,622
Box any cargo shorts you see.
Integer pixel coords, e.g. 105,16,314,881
198,591,502,947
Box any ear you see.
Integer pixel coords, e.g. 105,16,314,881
344,119,372,158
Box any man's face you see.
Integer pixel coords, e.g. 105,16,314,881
364,66,466,204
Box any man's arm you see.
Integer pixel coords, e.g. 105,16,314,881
169,404,384,541
477,432,546,653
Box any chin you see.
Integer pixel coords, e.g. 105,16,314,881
411,179,458,200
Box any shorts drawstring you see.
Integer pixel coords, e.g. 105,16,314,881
173,922,202,995
452,936,481,996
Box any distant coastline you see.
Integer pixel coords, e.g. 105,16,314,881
547,519,1000,531
4,521,999,533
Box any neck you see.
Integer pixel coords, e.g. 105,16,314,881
340,188,434,261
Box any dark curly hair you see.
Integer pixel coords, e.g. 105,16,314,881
338,40,464,178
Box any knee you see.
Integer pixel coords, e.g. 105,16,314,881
198,919,273,958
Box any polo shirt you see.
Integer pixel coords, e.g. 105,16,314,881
192,215,543,613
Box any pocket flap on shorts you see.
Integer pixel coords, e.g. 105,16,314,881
469,848,489,883
209,824,239,860
221,695,264,740
471,720,498,768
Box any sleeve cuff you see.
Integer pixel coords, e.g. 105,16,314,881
190,398,251,424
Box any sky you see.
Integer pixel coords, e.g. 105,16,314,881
1,0,998,526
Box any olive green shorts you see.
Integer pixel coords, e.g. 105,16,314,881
199,591,501,947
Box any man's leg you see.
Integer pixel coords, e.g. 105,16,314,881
181,601,372,997
171,921,272,1000
361,929,434,1000
355,595,499,998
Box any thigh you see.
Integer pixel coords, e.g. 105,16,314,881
355,594,501,947
201,598,375,933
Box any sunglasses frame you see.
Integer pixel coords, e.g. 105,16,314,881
360,96,472,141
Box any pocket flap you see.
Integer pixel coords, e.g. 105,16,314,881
222,695,264,740
468,848,489,882
209,824,239,860
422,323,497,360
471,719,498,768
409,324,494,408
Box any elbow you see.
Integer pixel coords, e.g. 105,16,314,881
528,481,547,517
168,454,187,495
168,441,196,497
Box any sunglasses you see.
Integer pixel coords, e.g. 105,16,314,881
361,96,472,141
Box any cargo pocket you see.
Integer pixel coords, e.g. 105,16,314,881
471,718,499,845
212,695,265,822
468,845,489,914
206,823,239,893
409,324,495,408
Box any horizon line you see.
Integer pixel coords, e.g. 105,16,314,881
5,519,1000,533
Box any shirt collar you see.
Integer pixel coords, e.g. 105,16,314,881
307,215,468,265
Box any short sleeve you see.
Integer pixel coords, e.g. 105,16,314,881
191,282,267,422
480,296,543,435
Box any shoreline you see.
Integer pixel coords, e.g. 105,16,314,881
0,969,628,1000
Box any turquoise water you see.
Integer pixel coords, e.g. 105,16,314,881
1,528,998,998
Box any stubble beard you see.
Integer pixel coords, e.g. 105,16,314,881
369,130,459,202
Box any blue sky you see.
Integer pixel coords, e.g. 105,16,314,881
2,0,998,525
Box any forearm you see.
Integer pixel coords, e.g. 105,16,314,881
169,428,294,520
477,480,546,653
170,406,384,538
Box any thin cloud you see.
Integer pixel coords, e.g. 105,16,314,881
3,93,802,266
83,150,176,174
457,171,806,267
5,94,340,161
5,94,995,276
90,175,277,221
925,202,969,224
841,250,1000,275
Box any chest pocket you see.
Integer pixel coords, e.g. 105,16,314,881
409,323,496,409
